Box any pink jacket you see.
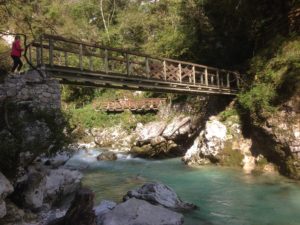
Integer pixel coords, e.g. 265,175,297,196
11,40,24,57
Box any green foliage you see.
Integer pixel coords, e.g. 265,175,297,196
220,142,244,167
219,108,238,122
66,104,156,130
238,36,300,121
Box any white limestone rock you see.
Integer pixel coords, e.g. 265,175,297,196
137,121,167,142
45,168,83,203
162,116,191,140
99,198,184,225
0,172,14,218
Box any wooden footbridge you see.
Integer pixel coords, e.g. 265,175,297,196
27,34,242,95
94,98,166,112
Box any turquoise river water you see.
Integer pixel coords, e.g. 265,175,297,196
66,149,300,225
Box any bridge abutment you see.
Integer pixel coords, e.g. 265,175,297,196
0,70,61,110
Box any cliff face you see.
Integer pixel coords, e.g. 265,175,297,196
183,37,300,178
248,90,300,178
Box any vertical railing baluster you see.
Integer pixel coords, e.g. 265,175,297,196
236,73,240,89
36,46,40,66
104,49,108,73
49,38,54,67
227,73,230,88
126,53,130,76
217,70,220,88
40,36,43,66
64,52,68,67
79,44,83,70
178,63,182,83
192,66,196,84
145,57,150,78
89,56,93,71
205,67,208,86
163,60,167,80
28,44,32,64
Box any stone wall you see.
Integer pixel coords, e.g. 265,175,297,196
0,70,60,110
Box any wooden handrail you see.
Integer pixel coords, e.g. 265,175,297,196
39,34,240,75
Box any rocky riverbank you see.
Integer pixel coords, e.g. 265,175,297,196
49,182,196,225
0,149,83,225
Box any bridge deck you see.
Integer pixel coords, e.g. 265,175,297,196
27,34,241,95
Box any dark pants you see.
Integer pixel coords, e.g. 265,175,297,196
11,56,23,72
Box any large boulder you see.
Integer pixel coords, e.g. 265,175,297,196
45,168,83,204
0,172,13,218
23,171,46,210
98,198,183,225
183,117,227,165
94,200,117,225
162,116,191,140
123,182,197,211
48,188,96,225
137,121,167,143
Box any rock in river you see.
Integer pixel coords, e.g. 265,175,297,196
123,182,197,211
98,198,183,225
96,151,117,161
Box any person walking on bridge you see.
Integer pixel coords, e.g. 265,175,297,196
11,35,24,74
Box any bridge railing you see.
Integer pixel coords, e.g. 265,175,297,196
94,98,167,112
27,34,241,90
